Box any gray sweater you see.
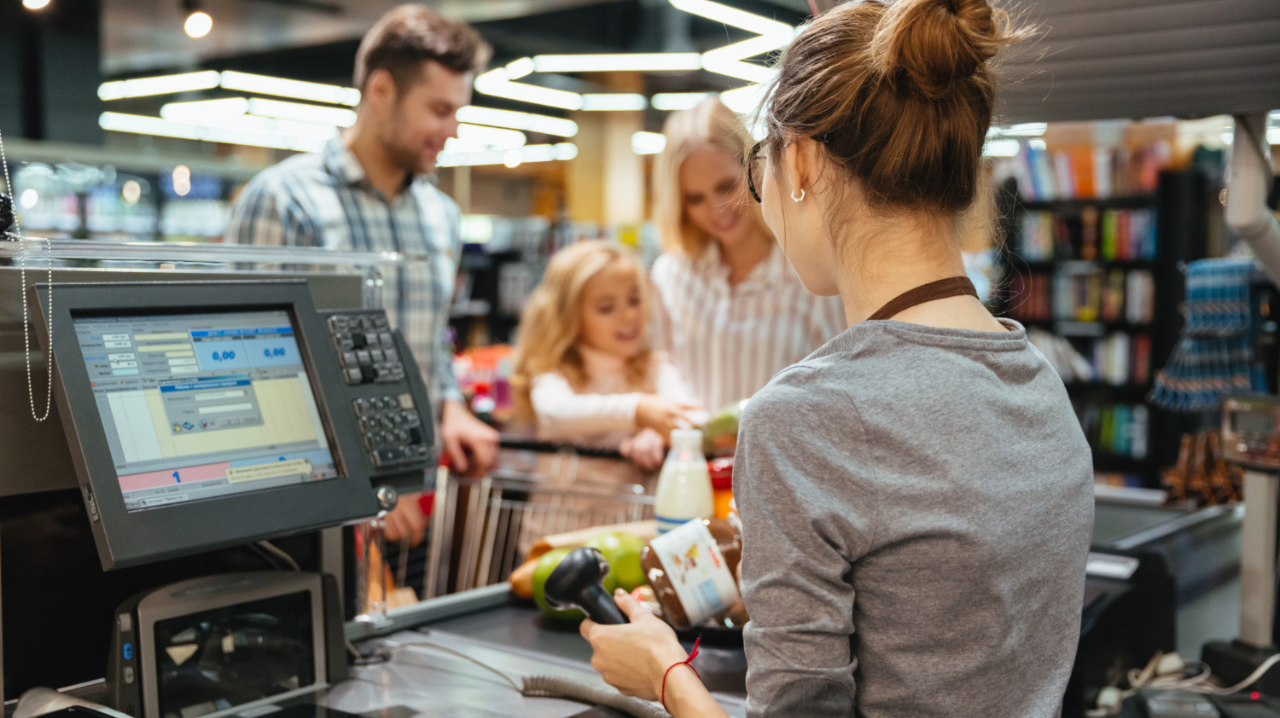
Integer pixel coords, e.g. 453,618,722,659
734,319,1094,718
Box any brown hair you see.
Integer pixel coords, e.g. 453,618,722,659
354,5,491,93
763,0,1027,216
654,98,770,257
511,241,655,423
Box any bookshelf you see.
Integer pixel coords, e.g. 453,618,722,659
997,170,1208,487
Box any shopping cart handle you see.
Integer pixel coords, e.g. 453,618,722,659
498,437,626,460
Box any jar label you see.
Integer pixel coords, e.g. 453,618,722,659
650,519,740,626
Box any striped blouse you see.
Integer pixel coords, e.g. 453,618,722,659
649,243,847,412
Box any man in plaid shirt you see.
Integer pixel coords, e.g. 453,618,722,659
227,5,498,543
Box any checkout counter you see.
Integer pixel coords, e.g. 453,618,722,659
0,240,1248,718
0,243,739,718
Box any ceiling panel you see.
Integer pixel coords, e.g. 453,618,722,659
996,0,1280,122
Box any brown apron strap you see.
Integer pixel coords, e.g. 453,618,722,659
868,276,979,321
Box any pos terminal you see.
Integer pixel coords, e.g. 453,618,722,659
13,279,436,718
30,279,436,569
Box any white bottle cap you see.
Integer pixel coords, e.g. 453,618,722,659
670,429,703,451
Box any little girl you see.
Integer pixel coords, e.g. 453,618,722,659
513,240,701,470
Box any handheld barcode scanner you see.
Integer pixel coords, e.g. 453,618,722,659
544,547,629,625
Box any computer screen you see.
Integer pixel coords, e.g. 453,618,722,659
72,309,338,512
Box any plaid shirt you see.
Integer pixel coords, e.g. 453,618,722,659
226,135,463,406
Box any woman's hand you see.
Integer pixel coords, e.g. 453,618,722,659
580,588,688,701
620,428,666,470
636,395,699,438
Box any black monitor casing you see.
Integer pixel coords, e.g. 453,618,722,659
31,280,379,569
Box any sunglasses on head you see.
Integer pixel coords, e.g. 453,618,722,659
743,133,831,204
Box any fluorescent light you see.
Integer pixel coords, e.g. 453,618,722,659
436,142,577,167
581,94,648,111
632,131,667,155
669,0,792,37
456,106,577,137
23,0,50,9
219,71,360,106
983,139,1021,157
98,71,220,101
247,98,357,128
533,54,702,73
458,123,527,149
184,11,213,39
505,57,536,80
702,35,786,84
99,112,326,153
719,83,769,114
199,113,338,140
1269,128,1280,145
160,97,249,122
1030,139,1047,150
1006,122,1047,136
651,93,713,111
19,189,38,209
474,67,583,110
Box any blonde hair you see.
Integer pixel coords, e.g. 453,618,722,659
653,98,769,257
512,241,654,422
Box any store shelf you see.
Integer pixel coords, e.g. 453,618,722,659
1018,195,1158,211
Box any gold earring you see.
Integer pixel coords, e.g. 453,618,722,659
791,188,805,203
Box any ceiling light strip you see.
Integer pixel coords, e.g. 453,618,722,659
219,71,361,106
532,53,702,73
98,71,221,101
99,112,326,153
456,106,578,137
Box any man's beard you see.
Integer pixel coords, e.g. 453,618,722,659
382,125,433,177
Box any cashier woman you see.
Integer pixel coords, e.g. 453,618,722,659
581,0,1095,716
227,6,500,542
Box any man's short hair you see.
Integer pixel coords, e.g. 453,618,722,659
354,5,491,93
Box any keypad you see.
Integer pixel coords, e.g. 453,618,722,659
327,313,406,385
353,393,430,468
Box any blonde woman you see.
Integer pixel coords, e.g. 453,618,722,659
512,241,701,470
650,98,846,412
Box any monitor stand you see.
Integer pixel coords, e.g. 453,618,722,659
1203,469,1280,692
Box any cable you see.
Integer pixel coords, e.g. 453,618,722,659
388,641,520,692
361,639,668,718
0,123,55,423
256,540,301,571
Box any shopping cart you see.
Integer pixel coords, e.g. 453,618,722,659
421,441,656,599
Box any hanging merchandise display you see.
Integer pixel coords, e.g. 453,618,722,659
1150,257,1268,412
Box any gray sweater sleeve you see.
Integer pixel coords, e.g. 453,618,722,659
734,368,876,717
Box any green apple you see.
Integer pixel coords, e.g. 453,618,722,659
532,547,589,621
585,532,646,592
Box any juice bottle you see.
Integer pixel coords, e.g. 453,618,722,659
653,429,713,534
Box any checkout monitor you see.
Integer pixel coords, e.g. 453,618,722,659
74,309,337,512
34,281,381,570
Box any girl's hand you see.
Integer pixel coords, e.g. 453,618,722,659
580,588,688,701
636,395,699,438
620,428,666,470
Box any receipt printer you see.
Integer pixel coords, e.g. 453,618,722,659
106,572,346,718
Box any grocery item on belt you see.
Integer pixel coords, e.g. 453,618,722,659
641,517,744,629
654,430,713,534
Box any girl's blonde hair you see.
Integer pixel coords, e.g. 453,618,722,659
653,98,769,257
512,241,654,421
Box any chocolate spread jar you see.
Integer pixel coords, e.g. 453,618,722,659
640,517,743,629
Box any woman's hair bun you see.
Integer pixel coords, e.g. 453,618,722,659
871,0,1007,99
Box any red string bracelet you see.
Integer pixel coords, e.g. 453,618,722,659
660,637,701,713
